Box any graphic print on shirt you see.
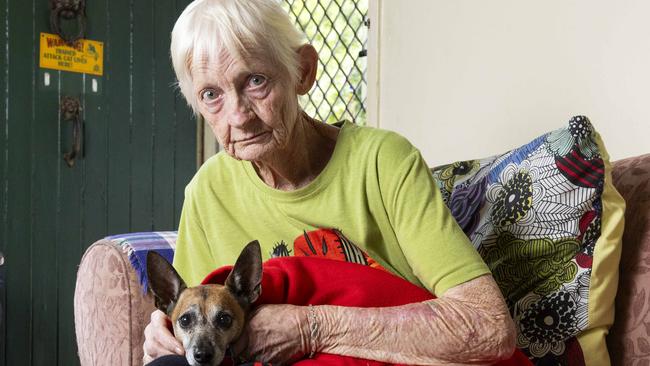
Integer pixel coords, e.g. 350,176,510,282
269,228,387,271
270,240,292,257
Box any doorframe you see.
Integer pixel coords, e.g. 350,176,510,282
366,0,380,128
198,117,218,165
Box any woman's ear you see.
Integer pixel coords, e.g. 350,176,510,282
295,44,318,95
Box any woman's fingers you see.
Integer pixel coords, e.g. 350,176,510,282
143,310,185,361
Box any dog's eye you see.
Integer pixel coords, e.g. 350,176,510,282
215,312,232,328
178,314,193,328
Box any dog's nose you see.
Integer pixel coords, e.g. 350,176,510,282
193,349,214,364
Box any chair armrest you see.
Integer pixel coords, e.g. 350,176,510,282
74,239,156,366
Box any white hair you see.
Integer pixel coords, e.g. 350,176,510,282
170,0,307,113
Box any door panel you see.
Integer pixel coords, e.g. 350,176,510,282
131,0,155,231
1,0,196,364
153,0,187,230
32,3,62,366
82,0,109,248
105,0,132,235
5,0,36,364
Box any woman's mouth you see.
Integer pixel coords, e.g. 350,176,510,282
234,131,270,143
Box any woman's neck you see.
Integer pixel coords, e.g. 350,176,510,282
252,113,340,191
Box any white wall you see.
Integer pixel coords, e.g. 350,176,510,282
368,0,650,166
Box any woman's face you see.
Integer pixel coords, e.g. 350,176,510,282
191,51,300,162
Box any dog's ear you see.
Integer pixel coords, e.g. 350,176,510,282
146,251,187,314
225,240,263,308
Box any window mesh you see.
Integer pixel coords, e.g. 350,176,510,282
283,0,368,125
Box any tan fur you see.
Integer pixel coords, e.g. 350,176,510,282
146,241,262,366
171,285,246,331
170,285,247,366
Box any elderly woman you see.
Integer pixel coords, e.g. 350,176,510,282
144,0,516,365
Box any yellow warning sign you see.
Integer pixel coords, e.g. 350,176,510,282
39,33,103,76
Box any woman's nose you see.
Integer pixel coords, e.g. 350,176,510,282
226,94,253,127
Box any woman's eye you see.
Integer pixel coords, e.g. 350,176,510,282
200,89,219,101
248,75,266,87
179,314,193,328
215,312,232,328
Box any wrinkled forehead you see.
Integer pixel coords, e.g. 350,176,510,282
188,50,234,78
189,48,283,82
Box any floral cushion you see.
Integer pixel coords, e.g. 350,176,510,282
431,116,625,366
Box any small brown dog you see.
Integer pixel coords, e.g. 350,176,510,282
147,241,262,366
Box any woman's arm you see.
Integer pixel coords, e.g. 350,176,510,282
235,274,516,365
316,274,516,365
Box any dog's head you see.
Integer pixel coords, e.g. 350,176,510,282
147,241,262,366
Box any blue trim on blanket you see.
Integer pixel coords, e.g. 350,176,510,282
107,231,177,293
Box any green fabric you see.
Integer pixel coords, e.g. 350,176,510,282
173,121,490,295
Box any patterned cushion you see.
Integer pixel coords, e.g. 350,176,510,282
431,116,625,366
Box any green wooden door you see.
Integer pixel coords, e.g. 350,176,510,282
0,0,196,364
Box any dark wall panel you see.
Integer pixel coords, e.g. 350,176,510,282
5,1,35,365
153,0,179,231
1,0,198,364
31,1,60,364
0,0,7,359
106,0,133,235
57,69,85,366
81,0,109,258
0,0,6,359
131,0,155,232
173,0,196,227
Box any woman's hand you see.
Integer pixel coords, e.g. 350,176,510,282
232,304,313,365
142,309,185,364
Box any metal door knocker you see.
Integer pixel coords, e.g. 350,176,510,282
61,96,83,167
50,0,87,45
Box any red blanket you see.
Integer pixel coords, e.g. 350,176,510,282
202,256,532,366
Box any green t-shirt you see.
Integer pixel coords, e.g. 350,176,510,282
174,121,490,295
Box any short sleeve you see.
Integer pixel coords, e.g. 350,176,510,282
173,184,217,286
379,139,490,295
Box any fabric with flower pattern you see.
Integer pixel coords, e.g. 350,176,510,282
429,116,618,366
489,170,534,227
546,116,599,159
477,148,595,242
432,160,480,201
515,290,588,360
479,232,581,305
448,178,487,234
519,293,578,357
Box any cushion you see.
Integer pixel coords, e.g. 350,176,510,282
431,116,625,366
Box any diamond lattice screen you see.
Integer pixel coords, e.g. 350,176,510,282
283,0,368,125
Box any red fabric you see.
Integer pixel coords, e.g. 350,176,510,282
203,256,532,366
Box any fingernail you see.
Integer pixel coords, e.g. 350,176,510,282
176,347,184,354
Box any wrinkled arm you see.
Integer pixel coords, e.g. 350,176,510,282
315,274,516,365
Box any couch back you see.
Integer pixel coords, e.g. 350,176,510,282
607,154,650,365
